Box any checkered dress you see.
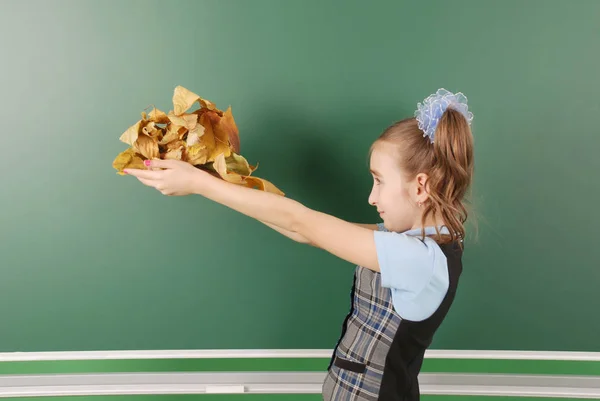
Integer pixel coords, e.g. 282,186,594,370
322,264,401,400
322,233,463,401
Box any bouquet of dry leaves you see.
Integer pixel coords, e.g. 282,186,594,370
112,86,283,196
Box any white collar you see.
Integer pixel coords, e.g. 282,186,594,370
402,226,450,236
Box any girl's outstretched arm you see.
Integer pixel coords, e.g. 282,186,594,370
124,160,380,271
260,221,314,245
260,222,377,246
197,172,380,271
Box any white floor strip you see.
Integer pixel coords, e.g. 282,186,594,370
0,372,325,387
421,385,600,399
2,372,600,398
0,372,324,397
425,350,600,361
0,349,332,362
2,349,600,362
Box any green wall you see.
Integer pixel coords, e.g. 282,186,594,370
1,0,599,352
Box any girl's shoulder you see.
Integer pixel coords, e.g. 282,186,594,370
377,223,463,251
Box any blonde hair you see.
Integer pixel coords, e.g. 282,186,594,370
372,108,475,245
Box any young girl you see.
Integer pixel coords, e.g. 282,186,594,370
124,88,475,401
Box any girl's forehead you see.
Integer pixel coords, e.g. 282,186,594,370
370,145,398,169
370,144,410,181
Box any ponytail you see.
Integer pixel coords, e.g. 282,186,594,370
424,108,474,243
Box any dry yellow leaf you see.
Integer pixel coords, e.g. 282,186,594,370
168,113,198,131
186,143,210,166
199,111,232,162
148,108,169,124
213,153,247,186
188,123,205,140
244,176,285,196
225,153,253,176
186,128,205,146
112,148,146,175
159,124,185,145
164,139,186,151
120,119,163,146
172,86,200,115
141,122,163,140
164,147,184,160
213,153,284,196
134,133,159,160
218,106,240,154
119,120,141,147
172,85,216,115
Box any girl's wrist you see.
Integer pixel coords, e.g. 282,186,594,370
191,168,219,196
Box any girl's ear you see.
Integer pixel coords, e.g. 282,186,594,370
415,173,431,201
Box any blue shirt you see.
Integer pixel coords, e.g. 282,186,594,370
373,224,451,322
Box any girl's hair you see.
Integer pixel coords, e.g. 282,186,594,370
372,107,474,245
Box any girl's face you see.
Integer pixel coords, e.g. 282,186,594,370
368,142,428,233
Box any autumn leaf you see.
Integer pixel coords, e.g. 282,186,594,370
185,143,209,166
159,124,186,145
172,85,216,115
119,120,141,147
199,111,231,162
168,113,198,131
164,147,184,160
147,107,169,124
134,133,159,160
244,176,285,196
217,106,240,154
225,153,253,176
213,153,284,196
186,128,205,146
164,139,186,151
112,148,146,175
120,120,163,146
172,86,200,115
141,121,163,140
188,123,205,140
213,153,248,185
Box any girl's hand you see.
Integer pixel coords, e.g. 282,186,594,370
124,159,210,196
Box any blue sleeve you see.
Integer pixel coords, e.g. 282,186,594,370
373,230,449,322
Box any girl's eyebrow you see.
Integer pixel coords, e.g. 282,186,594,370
370,169,381,176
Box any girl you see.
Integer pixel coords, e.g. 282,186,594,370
124,88,475,401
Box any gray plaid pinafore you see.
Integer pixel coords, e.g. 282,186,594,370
322,264,401,400
322,230,463,401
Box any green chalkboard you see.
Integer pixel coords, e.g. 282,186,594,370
1,0,599,352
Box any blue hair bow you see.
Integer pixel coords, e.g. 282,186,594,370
414,88,473,143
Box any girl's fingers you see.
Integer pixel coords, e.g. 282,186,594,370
137,177,157,188
124,169,162,180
